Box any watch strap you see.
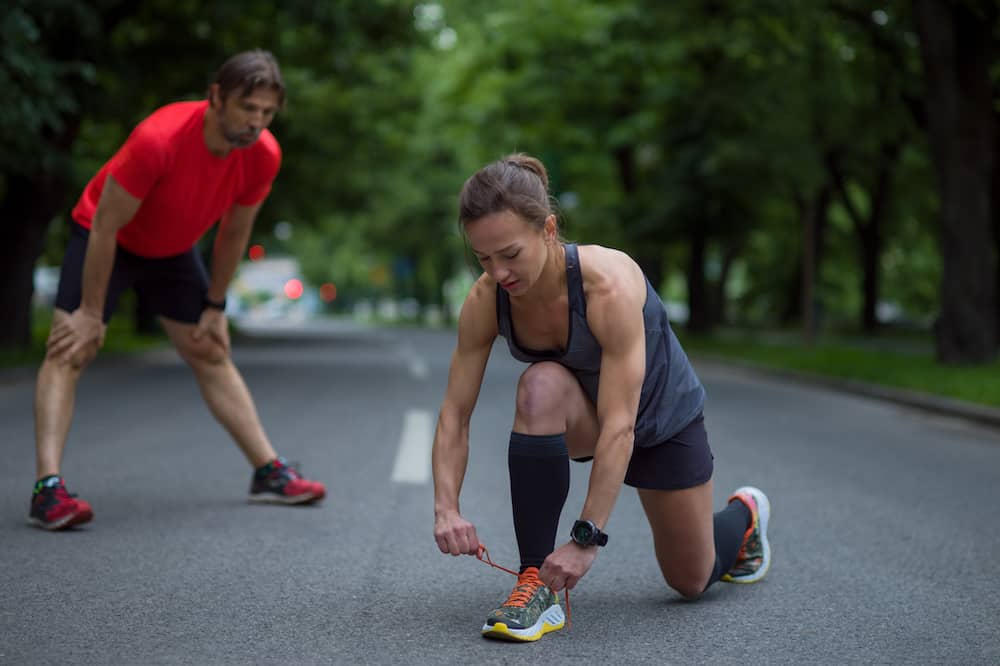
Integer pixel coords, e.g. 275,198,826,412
203,295,227,311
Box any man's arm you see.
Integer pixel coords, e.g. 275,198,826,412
47,176,140,361
82,176,143,316
208,202,262,303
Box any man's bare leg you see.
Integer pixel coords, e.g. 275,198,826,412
34,309,96,479
31,308,98,529
159,317,277,467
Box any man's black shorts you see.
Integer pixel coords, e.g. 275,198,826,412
573,412,714,491
54,223,209,324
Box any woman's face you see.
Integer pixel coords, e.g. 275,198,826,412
465,210,555,297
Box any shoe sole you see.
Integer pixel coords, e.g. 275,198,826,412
27,509,93,531
724,486,771,584
247,490,325,505
481,604,565,642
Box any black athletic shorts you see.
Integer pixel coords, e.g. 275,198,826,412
54,223,209,324
573,412,714,490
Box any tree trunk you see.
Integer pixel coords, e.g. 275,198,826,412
686,227,711,334
914,0,996,363
798,184,833,341
994,108,1000,349
0,172,72,349
634,252,665,295
713,238,741,326
858,144,896,333
858,219,880,332
826,140,899,335
612,143,666,291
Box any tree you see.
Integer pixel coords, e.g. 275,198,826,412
1,1,107,348
913,0,997,362
0,0,436,349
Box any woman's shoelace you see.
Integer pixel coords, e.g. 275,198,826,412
474,544,572,629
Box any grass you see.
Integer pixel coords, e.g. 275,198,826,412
0,309,169,370
678,329,1000,409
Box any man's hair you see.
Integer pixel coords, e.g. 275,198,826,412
210,49,286,107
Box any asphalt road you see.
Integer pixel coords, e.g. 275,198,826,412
1,324,998,665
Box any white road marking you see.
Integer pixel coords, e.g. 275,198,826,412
399,343,430,380
392,409,434,484
409,357,429,380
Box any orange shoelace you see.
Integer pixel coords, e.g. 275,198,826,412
504,569,544,607
475,544,572,629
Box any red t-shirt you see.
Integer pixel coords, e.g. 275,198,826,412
71,100,281,258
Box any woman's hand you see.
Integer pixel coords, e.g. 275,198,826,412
539,542,599,592
434,510,481,556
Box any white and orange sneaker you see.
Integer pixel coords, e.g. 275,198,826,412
722,486,771,583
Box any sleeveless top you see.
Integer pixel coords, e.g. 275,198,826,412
496,243,706,447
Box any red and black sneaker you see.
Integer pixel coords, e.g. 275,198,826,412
249,458,325,505
29,476,93,530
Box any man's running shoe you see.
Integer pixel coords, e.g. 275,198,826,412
722,486,771,583
249,457,325,505
482,567,565,642
28,476,93,530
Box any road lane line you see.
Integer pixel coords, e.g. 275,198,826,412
408,357,429,380
392,409,434,484
398,343,430,380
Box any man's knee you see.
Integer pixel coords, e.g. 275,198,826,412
51,348,97,373
176,337,228,367
515,362,573,422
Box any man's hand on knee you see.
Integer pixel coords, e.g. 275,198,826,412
192,309,231,356
46,309,104,365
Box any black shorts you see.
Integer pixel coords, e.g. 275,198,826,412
573,413,714,490
54,223,209,324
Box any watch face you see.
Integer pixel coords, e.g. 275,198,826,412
572,521,594,543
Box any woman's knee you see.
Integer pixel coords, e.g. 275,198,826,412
515,362,574,424
663,571,710,601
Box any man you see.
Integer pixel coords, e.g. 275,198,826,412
30,49,326,531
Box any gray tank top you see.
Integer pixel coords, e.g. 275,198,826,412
496,243,706,447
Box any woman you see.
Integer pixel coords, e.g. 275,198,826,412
431,154,771,642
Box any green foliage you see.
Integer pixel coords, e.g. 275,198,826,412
3,0,987,355
0,1,99,174
679,330,1000,407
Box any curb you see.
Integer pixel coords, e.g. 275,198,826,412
693,355,1000,432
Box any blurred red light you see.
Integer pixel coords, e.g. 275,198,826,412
284,279,304,300
319,283,337,302
248,244,266,261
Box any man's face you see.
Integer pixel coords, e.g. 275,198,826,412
214,87,281,148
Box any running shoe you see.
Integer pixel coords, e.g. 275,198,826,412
28,476,93,530
482,567,565,642
722,486,771,583
249,458,325,505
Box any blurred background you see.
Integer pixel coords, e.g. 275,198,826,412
1,1,998,384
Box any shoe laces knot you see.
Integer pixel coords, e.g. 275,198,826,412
53,486,75,501
271,459,303,481
503,569,544,608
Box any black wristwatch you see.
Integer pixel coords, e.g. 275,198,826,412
570,519,608,547
203,295,227,311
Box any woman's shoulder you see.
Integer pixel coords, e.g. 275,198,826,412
458,272,497,315
576,244,644,298
457,273,499,345
467,271,497,302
